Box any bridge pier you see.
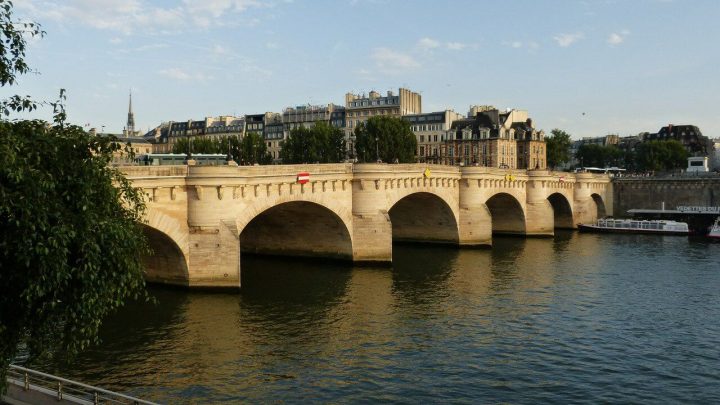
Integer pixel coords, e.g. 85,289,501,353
525,171,556,236
351,212,393,263
458,177,492,246
187,222,241,289
351,179,393,263
573,173,610,225
524,200,555,236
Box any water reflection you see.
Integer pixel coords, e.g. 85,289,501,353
42,233,720,403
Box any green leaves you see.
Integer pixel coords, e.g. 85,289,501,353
280,121,346,164
0,119,149,392
633,140,688,172
0,0,45,87
575,143,623,169
353,116,417,163
171,134,272,165
546,129,572,169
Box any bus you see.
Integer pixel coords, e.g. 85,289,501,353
574,167,626,175
136,154,229,166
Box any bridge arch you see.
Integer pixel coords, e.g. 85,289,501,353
239,200,353,260
388,191,459,244
485,192,526,235
547,192,574,229
591,193,607,219
141,210,190,285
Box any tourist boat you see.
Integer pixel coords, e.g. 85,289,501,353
708,218,720,239
577,218,689,235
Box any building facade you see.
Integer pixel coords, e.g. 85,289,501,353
403,110,463,163
144,116,245,153
442,106,546,169
264,112,284,161
646,124,713,156
344,88,422,158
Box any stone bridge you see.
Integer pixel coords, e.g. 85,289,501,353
120,164,612,289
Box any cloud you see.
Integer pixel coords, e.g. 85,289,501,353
371,47,420,74
445,42,467,51
418,38,471,51
417,37,440,51
182,0,266,17
158,68,213,82
607,30,630,46
553,32,584,47
135,43,168,51
14,0,270,34
212,44,228,54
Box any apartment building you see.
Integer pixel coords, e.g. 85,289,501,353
144,115,245,153
344,88,422,158
403,110,463,163
443,106,545,169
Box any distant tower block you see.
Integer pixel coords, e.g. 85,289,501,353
126,90,136,135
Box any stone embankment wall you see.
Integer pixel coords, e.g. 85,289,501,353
613,177,720,216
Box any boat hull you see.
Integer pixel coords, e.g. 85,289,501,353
577,224,689,236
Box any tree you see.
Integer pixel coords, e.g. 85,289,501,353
575,144,624,168
241,132,272,165
545,129,572,169
171,135,272,165
633,140,688,172
354,116,417,163
280,121,345,163
171,136,218,155
0,1,148,392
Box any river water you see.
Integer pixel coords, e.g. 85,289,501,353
46,232,720,403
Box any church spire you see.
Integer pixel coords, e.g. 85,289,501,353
126,90,136,135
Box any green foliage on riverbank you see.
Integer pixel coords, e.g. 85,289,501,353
0,0,149,392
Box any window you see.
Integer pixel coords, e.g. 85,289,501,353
420,135,425,142
434,135,438,142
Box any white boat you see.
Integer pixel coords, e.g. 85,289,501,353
578,218,689,235
708,218,720,239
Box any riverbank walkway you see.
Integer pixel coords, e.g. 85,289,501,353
2,365,157,405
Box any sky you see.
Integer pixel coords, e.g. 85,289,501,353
5,0,720,139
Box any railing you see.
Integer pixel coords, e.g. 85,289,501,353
5,365,158,405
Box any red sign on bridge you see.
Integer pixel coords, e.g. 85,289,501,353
297,172,310,184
